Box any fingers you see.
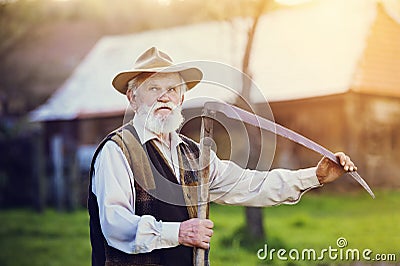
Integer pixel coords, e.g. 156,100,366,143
199,218,214,228
317,152,358,184
335,152,357,172
178,218,214,250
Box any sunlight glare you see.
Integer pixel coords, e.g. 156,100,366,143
275,0,313,6
157,0,171,6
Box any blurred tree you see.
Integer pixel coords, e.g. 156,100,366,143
240,0,268,243
204,0,282,242
238,0,271,243
0,0,223,116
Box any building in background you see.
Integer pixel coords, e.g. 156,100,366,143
30,0,400,208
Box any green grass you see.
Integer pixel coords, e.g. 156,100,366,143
0,209,90,266
210,190,400,265
1,190,399,266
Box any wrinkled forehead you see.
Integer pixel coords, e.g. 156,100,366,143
136,72,184,89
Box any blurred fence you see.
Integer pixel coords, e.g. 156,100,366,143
0,121,86,211
0,129,41,209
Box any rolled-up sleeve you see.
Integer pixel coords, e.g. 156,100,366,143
208,153,322,206
92,141,180,254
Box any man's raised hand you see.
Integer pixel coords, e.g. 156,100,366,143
316,152,358,184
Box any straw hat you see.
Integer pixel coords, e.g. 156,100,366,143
112,47,203,94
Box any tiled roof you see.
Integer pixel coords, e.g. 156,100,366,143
352,3,400,97
31,0,389,121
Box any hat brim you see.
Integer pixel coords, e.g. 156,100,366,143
112,66,203,94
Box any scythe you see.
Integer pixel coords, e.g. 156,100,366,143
194,101,374,266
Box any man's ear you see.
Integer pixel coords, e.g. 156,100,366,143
180,94,185,105
127,89,137,111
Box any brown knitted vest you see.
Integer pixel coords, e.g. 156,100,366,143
88,123,203,266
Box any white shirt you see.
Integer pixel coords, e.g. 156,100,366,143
92,115,321,254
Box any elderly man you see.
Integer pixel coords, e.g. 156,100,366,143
88,47,357,266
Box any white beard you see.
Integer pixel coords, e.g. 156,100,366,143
136,102,184,135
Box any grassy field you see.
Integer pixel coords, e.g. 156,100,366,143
0,190,399,266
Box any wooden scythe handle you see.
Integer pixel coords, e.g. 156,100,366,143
194,111,214,266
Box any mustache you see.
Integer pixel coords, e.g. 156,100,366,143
136,102,184,134
151,102,177,112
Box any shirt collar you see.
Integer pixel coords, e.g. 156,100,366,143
132,114,186,148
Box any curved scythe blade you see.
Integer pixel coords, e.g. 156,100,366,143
204,101,375,199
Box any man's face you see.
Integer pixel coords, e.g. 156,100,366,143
130,72,185,118
128,72,186,135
